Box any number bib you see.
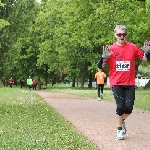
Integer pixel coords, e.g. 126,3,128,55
116,61,130,71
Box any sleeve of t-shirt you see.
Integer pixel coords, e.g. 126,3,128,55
134,44,144,59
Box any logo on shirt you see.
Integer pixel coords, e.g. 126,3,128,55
116,61,130,71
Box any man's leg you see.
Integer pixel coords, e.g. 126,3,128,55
123,114,130,120
116,113,129,133
100,84,104,93
97,84,100,100
100,84,104,99
112,86,125,140
116,115,123,127
122,86,135,134
114,86,135,139
116,113,129,127
121,113,130,134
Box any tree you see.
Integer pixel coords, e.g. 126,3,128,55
2,0,40,82
0,0,11,86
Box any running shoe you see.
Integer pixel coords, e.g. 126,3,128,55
117,130,124,140
98,97,101,101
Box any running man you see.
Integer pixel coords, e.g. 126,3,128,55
95,68,106,100
97,25,150,140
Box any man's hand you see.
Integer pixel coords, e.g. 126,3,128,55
142,40,150,54
142,53,147,62
102,45,113,59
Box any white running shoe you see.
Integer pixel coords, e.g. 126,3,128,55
98,97,101,101
122,120,126,135
117,130,124,140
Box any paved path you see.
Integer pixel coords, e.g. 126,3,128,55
35,91,150,150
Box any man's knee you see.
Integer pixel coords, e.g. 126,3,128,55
125,100,134,114
116,107,124,116
124,105,133,114
116,104,133,115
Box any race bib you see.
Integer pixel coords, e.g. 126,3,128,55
116,61,130,71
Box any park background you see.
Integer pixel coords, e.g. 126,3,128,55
1,1,150,148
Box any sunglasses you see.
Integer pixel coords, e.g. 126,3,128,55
116,33,127,37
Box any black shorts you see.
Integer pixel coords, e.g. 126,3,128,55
112,85,135,105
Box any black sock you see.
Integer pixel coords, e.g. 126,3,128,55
122,119,125,123
117,127,122,130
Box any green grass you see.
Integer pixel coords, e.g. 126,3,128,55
0,87,98,150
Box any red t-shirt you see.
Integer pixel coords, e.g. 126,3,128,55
8,78,14,83
33,80,37,85
105,42,144,87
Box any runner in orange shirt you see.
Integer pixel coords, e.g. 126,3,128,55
95,68,106,100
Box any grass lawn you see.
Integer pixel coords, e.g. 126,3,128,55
0,87,98,150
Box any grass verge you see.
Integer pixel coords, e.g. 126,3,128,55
0,88,98,150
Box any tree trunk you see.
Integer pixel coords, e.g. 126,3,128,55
77,78,79,87
80,63,87,89
88,73,93,89
72,77,75,87
0,78,2,87
80,75,84,89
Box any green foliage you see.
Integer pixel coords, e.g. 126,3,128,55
0,19,10,29
0,88,98,149
146,0,150,14
0,0,41,82
1,0,150,87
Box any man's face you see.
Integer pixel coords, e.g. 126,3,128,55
114,29,127,45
